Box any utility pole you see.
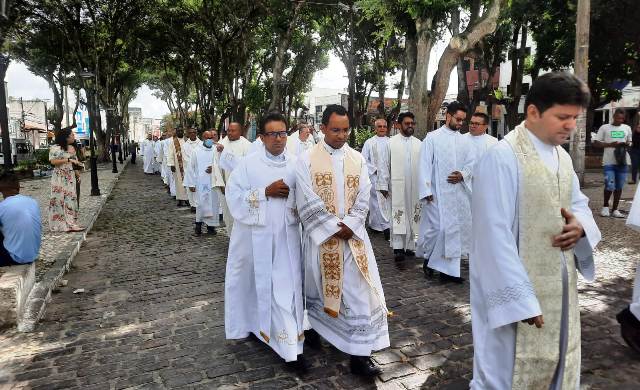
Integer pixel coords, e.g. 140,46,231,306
571,0,590,184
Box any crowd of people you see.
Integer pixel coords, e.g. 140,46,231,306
1,71,639,388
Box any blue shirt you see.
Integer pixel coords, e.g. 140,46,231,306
0,195,41,263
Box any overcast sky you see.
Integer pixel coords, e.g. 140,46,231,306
5,39,457,119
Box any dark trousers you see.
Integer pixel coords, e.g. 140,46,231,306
0,232,19,267
631,149,640,182
130,152,137,164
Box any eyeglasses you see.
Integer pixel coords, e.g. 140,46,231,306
263,131,288,139
469,121,486,126
328,128,352,135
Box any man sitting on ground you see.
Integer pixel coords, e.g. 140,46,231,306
0,172,41,267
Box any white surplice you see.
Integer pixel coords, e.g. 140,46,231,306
156,139,169,185
464,132,498,191
389,134,422,250
295,141,390,356
183,143,224,226
248,137,264,155
286,134,314,157
219,136,252,234
470,130,601,390
183,139,201,207
141,139,156,174
224,149,303,362
164,138,176,196
418,126,475,276
626,185,640,320
361,135,391,232
166,137,188,201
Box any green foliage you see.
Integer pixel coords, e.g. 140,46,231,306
15,159,36,172
34,148,51,167
355,127,375,149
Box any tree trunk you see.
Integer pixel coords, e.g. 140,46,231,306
390,66,406,126
0,56,12,169
268,1,305,111
409,16,434,137
506,22,527,130
452,10,471,112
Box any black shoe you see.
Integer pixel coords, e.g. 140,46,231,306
439,273,465,284
206,226,217,235
304,329,322,350
350,355,381,377
423,259,434,278
383,228,390,241
193,222,203,236
404,250,415,257
617,307,640,354
393,249,405,262
190,206,196,213
285,354,310,375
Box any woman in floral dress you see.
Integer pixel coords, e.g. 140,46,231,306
49,129,85,232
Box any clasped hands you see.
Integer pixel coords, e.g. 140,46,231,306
265,179,289,198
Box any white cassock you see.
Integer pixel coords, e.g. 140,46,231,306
389,134,422,250
219,136,252,233
141,139,156,174
224,149,304,362
248,137,264,155
464,132,498,190
183,143,224,226
166,137,188,201
418,126,475,277
286,135,314,158
470,127,601,389
360,135,391,232
164,138,176,196
156,139,168,185
183,139,201,207
626,185,640,321
296,142,390,356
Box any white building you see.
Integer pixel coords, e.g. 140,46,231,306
8,97,48,148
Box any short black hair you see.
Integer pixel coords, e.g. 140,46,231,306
259,111,288,135
397,112,415,123
321,104,349,126
472,112,490,125
446,101,468,116
614,108,626,116
525,72,591,115
0,171,19,188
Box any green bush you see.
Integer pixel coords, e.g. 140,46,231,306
355,127,374,149
15,159,37,171
34,148,51,167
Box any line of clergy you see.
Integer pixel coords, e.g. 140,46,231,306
144,72,604,389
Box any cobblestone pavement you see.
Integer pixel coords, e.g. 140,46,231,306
0,165,638,389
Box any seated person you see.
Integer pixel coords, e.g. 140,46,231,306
0,172,41,267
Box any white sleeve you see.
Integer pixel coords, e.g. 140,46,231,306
225,160,267,226
418,136,434,199
570,173,601,281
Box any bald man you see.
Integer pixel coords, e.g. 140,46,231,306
184,131,225,236
361,119,391,239
219,122,252,233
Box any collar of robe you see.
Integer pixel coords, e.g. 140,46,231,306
321,140,344,156
261,149,288,167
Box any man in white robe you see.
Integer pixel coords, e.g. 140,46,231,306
470,72,601,389
465,112,498,188
166,128,189,207
361,119,391,240
163,131,176,197
248,136,264,155
286,125,314,157
618,184,640,354
389,113,422,261
418,102,475,283
152,136,162,174
141,134,155,174
219,122,252,234
224,112,308,372
184,131,224,236
296,104,390,378
183,128,201,211
156,134,169,187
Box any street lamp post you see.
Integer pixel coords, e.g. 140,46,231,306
79,70,101,196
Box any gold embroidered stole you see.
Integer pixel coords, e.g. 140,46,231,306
173,137,184,176
309,144,375,318
506,123,579,389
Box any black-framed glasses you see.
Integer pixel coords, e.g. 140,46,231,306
263,131,288,139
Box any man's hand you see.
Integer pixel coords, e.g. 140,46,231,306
447,171,463,184
216,144,224,152
189,187,196,192
380,190,389,198
552,208,585,250
205,166,212,174
265,179,289,198
170,166,176,172
334,222,354,240
522,315,544,328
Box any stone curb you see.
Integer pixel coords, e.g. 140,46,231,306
17,160,130,332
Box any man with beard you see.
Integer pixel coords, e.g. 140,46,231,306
389,112,423,261
418,101,475,283
219,122,252,233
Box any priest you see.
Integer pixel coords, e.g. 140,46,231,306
618,184,640,354
155,134,168,187
389,112,422,261
166,127,189,207
286,124,314,157
361,118,391,240
296,104,390,378
163,129,177,197
224,111,308,373
465,112,498,188
183,128,202,212
470,72,601,389
418,101,475,283
141,133,155,175
219,122,252,233
183,131,225,236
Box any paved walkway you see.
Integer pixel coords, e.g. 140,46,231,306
0,164,638,389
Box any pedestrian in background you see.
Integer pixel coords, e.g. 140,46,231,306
629,123,640,184
48,129,85,232
128,141,138,164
